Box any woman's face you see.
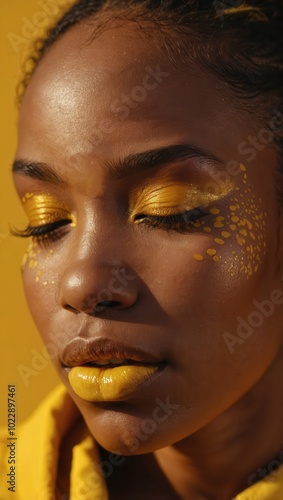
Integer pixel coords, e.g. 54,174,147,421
13,21,283,454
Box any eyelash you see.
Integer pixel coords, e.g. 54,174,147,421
11,206,209,246
135,207,209,233
11,220,72,247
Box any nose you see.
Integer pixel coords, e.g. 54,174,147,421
57,254,138,315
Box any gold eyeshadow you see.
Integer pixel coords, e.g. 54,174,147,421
20,165,267,281
22,193,76,227
129,182,233,220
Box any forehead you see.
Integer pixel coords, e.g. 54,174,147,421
18,20,256,164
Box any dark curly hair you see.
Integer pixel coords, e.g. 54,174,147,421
19,0,283,150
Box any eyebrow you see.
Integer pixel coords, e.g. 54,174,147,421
12,144,222,184
12,160,64,185
106,143,222,179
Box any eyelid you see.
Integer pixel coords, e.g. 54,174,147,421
129,182,233,220
21,193,76,226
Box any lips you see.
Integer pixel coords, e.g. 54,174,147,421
86,358,131,367
61,336,163,368
68,364,161,402
61,337,166,402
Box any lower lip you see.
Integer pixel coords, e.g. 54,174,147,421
68,364,161,402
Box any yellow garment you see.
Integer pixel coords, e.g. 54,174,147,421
1,384,283,499
0,385,108,499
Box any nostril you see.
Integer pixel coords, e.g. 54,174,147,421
104,300,120,308
95,300,121,313
63,300,121,315
64,304,80,314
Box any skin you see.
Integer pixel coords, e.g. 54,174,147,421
13,19,283,500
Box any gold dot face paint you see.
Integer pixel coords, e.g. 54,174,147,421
193,254,204,261
21,239,47,284
191,164,267,277
68,364,159,402
207,249,216,257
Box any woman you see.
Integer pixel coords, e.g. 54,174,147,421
1,0,283,498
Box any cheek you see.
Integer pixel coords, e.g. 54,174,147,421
145,167,279,365
142,234,280,431
188,164,268,279
150,220,269,330
21,240,57,286
22,254,70,375
21,241,59,337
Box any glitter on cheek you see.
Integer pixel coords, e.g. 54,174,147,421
207,249,217,256
209,207,220,215
21,249,29,270
35,270,43,283
214,238,225,245
236,235,245,246
193,254,204,261
21,239,57,286
221,231,231,239
35,247,58,286
192,164,267,277
213,221,224,228
21,241,39,272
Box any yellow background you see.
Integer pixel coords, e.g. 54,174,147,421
0,1,72,426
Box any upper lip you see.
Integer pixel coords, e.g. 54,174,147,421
61,337,163,368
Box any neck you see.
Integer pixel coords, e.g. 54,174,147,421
154,347,283,500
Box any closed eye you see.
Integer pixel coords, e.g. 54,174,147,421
134,207,210,233
10,219,72,247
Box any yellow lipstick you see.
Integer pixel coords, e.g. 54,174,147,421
68,364,159,402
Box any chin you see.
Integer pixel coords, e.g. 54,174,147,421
94,429,169,456
79,403,179,455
